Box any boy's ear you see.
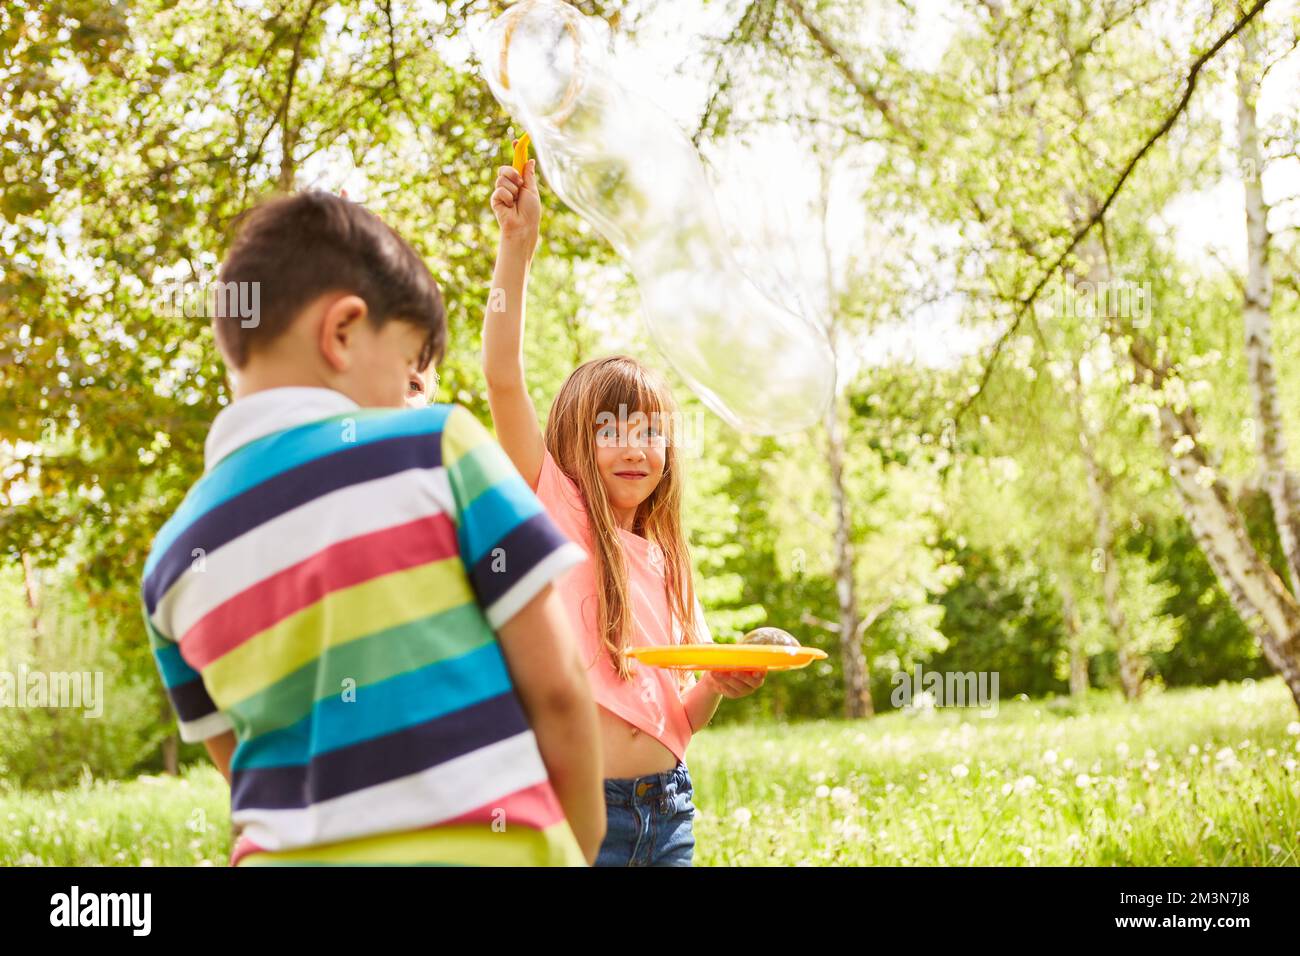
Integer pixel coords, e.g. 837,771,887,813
318,294,369,373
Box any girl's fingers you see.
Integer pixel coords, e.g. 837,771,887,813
491,187,515,209
714,673,754,696
495,174,520,196
711,670,764,695
497,165,523,187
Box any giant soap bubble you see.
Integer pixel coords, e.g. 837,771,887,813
475,0,835,435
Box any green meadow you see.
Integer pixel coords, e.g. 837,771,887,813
4,679,1297,867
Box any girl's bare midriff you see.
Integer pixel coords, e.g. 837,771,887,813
597,706,680,778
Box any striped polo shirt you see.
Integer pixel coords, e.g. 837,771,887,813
141,387,588,865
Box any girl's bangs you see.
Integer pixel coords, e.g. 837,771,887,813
593,362,670,422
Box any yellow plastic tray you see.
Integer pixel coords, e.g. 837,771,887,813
626,644,827,672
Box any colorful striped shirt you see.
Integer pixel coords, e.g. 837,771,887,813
141,387,588,865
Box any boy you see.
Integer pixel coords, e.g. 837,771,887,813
141,190,604,865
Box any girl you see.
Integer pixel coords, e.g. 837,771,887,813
485,151,764,867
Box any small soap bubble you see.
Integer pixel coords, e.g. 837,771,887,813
476,0,835,434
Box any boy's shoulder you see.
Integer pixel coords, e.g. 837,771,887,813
143,400,470,592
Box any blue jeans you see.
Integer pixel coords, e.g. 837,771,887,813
594,761,695,867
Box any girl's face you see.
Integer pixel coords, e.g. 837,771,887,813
404,366,439,408
593,410,666,520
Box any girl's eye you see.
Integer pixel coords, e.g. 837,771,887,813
408,378,424,395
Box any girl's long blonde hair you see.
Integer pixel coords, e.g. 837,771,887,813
544,355,699,680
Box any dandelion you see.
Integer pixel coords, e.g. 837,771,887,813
1131,802,1147,818
732,807,752,828
951,764,969,779
1075,773,1093,789
1115,742,1130,760
830,786,857,808
1043,749,1058,765
1214,747,1240,772
815,785,830,799
1285,721,1300,736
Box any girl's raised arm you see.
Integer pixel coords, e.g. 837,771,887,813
485,156,545,488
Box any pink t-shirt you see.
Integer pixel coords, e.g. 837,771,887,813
534,450,710,763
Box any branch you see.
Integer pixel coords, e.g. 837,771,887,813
801,610,841,633
953,0,1273,422
856,600,893,637
780,0,919,147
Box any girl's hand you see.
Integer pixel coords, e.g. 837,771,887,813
491,153,540,253
702,670,765,699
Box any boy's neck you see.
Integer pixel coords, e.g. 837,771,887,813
230,365,332,402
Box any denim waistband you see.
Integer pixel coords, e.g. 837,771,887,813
603,761,691,807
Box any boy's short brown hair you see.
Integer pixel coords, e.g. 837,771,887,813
214,190,446,370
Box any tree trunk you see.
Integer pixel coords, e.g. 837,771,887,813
1059,575,1090,697
1237,26,1300,596
815,154,871,719
1128,336,1300,707
162,733,179,776
1077,425,1144,699
1065,266,1145,698
827,401,872,718
20,551,42,651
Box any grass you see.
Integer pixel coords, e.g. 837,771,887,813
3,678,1299,866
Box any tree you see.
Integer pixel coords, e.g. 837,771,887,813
697,0,1300,710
